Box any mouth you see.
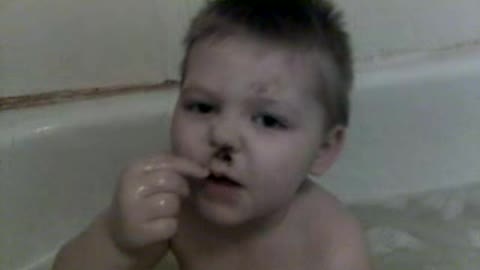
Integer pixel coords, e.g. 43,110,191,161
205,172,242,187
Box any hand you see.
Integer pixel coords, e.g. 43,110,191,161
106,154,208,257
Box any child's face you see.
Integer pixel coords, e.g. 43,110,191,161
171,34,330,226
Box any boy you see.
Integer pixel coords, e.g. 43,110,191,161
53,0,371,269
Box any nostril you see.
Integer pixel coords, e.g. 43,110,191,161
221,152,232,162
214,147,233,163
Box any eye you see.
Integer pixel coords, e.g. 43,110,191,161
253,113,288,129
184,101,215,114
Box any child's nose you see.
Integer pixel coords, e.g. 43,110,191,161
213,146,233,163
208,116,242,153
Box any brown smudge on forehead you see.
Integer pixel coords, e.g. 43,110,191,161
250,82,269,95
250,49,316,96
249,81,278,98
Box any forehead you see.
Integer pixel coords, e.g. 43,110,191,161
184,34,325,102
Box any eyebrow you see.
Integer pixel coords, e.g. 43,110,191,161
182,84,302,116
182,84,212,94
249,96,301,116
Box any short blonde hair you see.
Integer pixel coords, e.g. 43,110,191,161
181,0,353,129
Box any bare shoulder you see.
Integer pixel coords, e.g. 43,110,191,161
294,181,372,270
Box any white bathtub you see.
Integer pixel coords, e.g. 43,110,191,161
1,48,480,270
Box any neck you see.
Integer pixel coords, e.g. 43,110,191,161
197,200,289,240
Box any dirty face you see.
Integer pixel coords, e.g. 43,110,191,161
171,34,327,226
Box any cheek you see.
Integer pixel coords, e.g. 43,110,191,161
252,136,315,189
171,111,208,159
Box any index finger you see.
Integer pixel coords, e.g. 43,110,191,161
142,155,209,180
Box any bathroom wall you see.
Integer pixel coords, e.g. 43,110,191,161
0,0,204,97
1,0,480,96
336,0,480,62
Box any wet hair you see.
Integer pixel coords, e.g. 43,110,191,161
181,0,353,129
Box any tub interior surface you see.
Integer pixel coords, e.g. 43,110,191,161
354,182,480,270
1,91,178,270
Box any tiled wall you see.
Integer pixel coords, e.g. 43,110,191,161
1,0,479,97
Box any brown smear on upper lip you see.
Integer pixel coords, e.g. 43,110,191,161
214,148,233,163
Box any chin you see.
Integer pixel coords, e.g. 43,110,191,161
195,196,252,226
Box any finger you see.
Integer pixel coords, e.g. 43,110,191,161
141,155,209,179
143,193,181,220
142,218,178,243
134,171,190,198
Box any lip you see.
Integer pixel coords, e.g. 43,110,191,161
206,167,243,187
202,175,243,203
199,167,244,201
205,173,242,188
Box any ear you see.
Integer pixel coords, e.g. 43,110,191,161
309,126,346,177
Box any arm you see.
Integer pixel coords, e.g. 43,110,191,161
323,218,373,270
53,211,165,270
53,155,208,270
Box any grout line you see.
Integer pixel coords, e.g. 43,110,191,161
0,80,180,111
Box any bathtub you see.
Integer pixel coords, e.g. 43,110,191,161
1,47,480,270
